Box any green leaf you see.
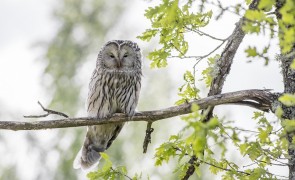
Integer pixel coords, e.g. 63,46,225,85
275,106,284,118
258,128,270,143
239,143,248,155
245,46,258,57
247,143,262,161
176,70,200,104
279,93,295,106
282,119,295,132
154,141,178,166
245,0,252,5
184,70,194,83
253,111,264,119
100,152,110,160
195,165,201,177
207,117,219,129
191,103,199,112
249,167,267,179
245,10,266,21
242,22,261,34
101,154,113,172
137,29,158,41
258,0,275,11
148,49,169,68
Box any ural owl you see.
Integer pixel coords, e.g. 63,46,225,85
74,40,142,170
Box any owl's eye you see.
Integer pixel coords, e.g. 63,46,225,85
123,53,128,58
110,54,115,58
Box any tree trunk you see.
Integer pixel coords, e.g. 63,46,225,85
275,0,295,179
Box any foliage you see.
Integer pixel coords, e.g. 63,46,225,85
90,0,294,179
153,107,288,179
279,93,295,107
87,153,142,180
277,0,295,54
242,2,276,65
176,71,200,105
138,0,212,68
243,0,295,55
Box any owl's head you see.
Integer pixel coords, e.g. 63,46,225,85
97,40,142,72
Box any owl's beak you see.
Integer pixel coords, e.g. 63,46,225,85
116,59,122,68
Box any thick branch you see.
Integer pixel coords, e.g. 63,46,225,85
0,89,275,131
204,0,259,122
207,1,258,97
275,1,295,179
185,1,259,178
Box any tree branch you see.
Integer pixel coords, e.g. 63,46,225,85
204,0,259,121
0,89,276,131
182,155,198,180
184,0,259,178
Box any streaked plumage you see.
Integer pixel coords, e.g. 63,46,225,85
74,40,142,170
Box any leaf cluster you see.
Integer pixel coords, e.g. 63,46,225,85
138,0,212,68
87,153,142,180
175,71,200,105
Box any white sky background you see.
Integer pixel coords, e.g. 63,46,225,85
0,0,56,113
0,0,287,179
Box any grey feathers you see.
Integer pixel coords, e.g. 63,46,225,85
74,40,142,170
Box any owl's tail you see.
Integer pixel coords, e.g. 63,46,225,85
73,134,104,170
73,124,124,170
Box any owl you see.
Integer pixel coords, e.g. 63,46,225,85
73,40,142,170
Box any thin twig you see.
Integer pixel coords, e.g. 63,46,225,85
110,167,132,180
23,101,69,118
174,147,251,177
168,55,202,59
233,127,259,133
243,159,289,168
223,125,290,169
168,35,229,61
206,0,246,18
143,122,154,153
200,39,228,60
199,159,251,176
256,159,289,166
185,26,228,41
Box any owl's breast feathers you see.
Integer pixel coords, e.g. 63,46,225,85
86,69,141,118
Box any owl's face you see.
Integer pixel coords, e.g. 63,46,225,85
99,40,141,72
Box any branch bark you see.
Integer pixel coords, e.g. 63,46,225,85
275,1,295,179
205,0,259,121
0,89,276,131
143,122,154,153
183,1,259,178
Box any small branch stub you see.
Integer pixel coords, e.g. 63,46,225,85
143,122,154,153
